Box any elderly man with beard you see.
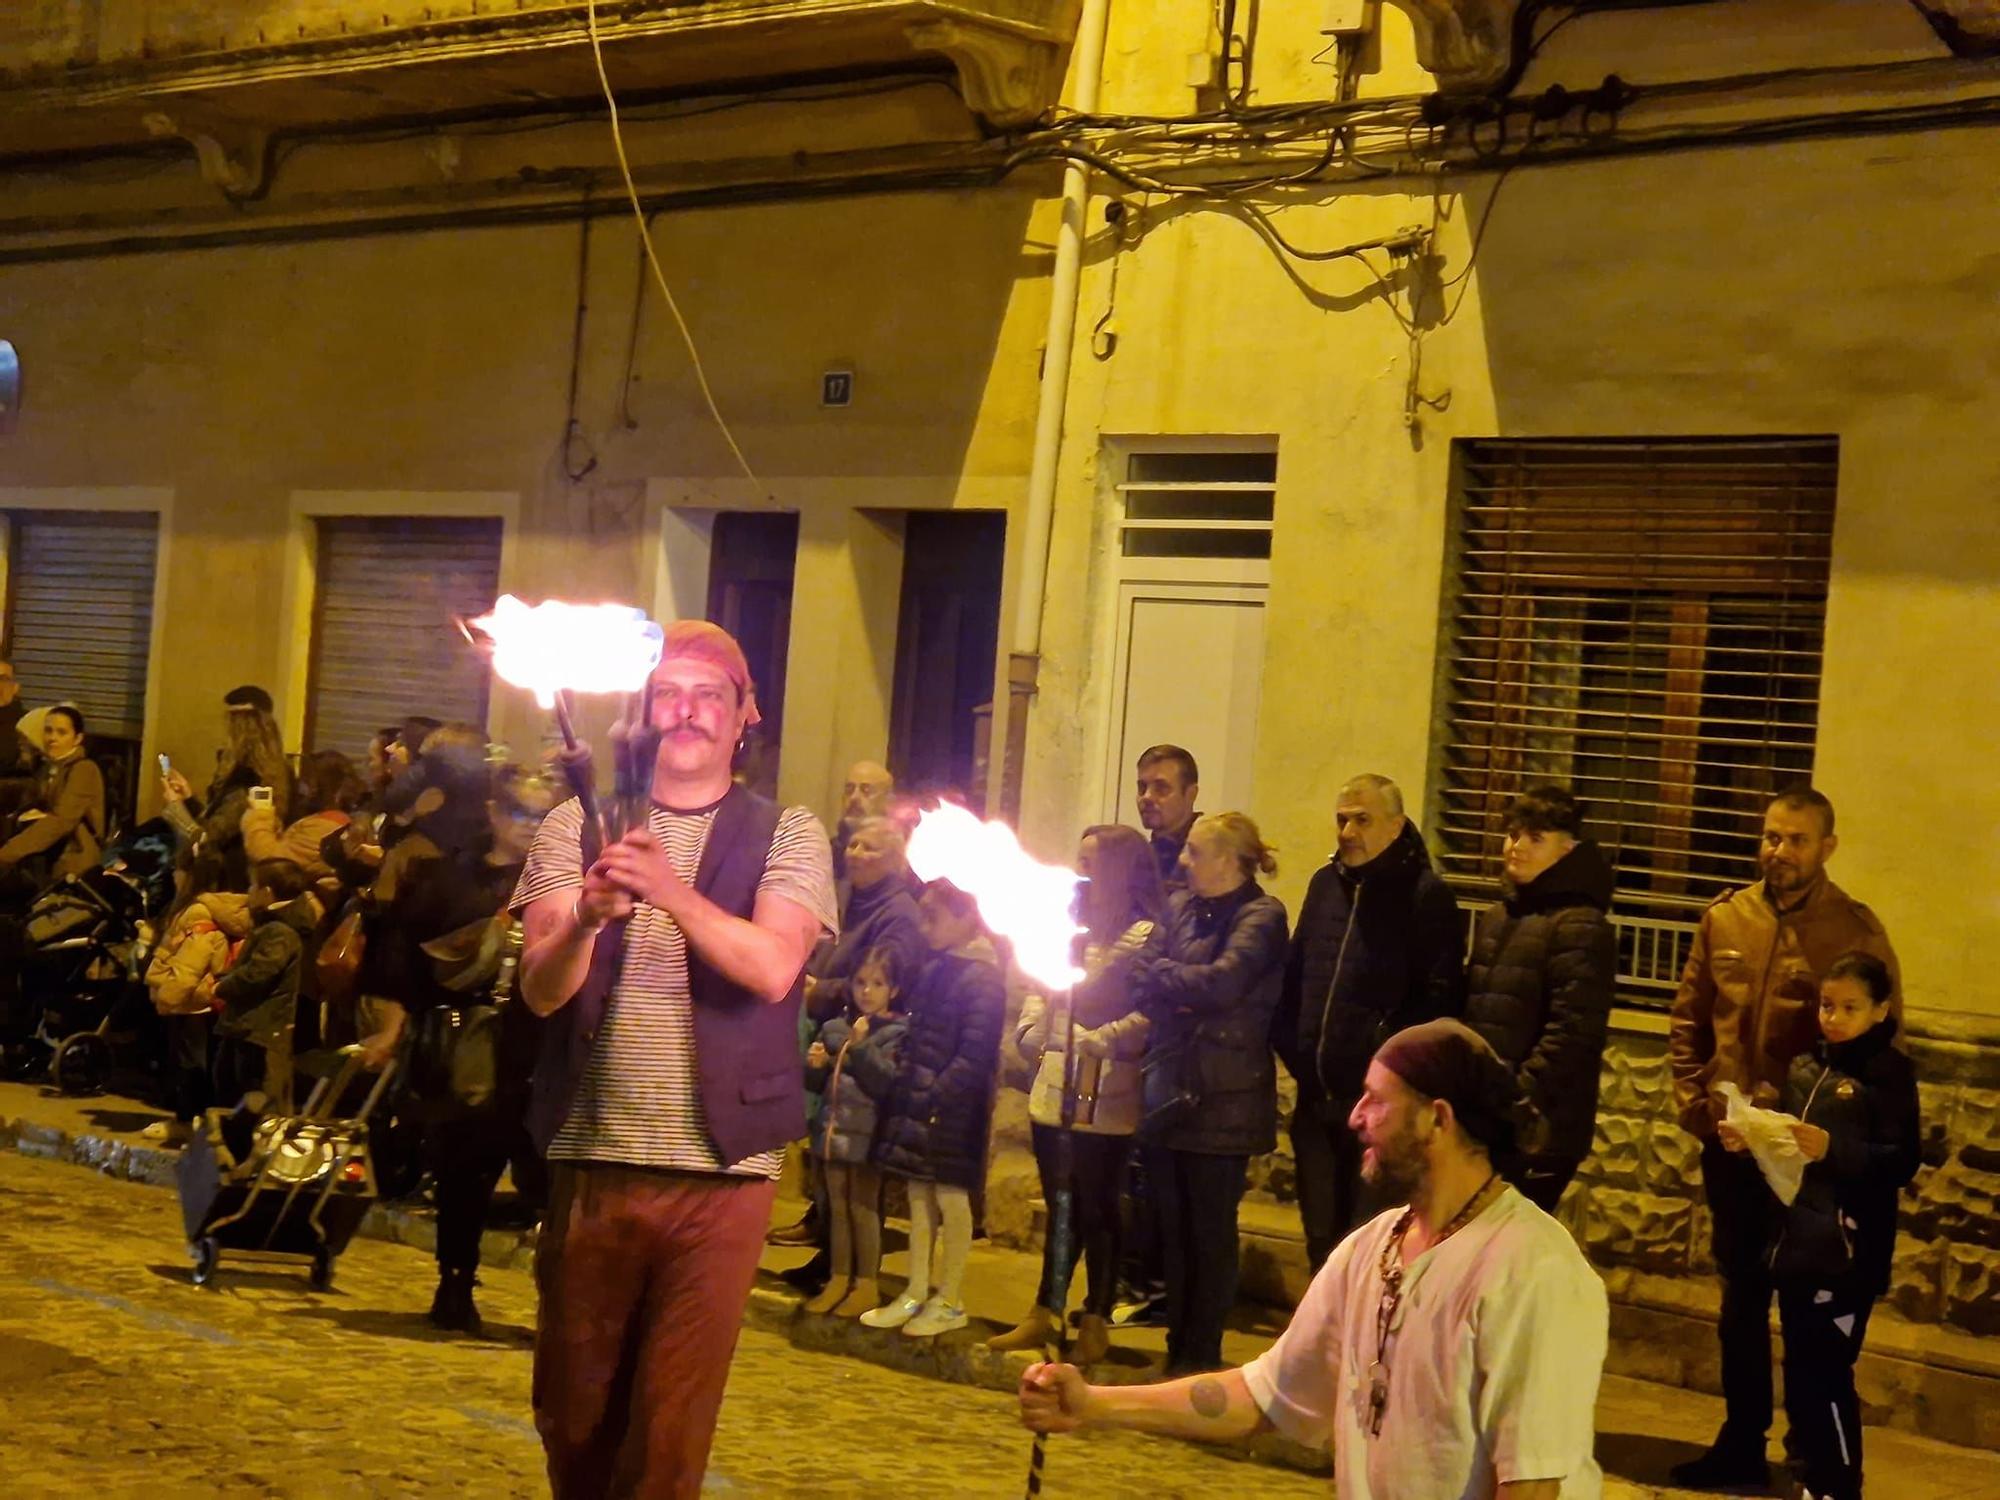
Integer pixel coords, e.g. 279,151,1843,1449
1020,1018,1608,1499
1665,785,1900,1493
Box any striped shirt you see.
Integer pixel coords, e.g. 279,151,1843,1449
511,795,837,1177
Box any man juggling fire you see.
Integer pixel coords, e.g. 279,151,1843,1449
508,619,836,1499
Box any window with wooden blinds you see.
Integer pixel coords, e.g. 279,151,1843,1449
1434,436,1837,909
305,516,503,758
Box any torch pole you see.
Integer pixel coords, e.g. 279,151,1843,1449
551,687,606,867
1024,985,1082,1500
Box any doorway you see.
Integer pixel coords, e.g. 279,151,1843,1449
889,511,1006,803
707,511,800,799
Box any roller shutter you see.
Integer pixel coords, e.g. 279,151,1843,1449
305,516,502,757
5,511,159,740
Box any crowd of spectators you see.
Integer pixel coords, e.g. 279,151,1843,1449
0,651,1920,1500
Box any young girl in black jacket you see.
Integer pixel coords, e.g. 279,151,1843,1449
1728,950,1919,1500
863,882,1005,1339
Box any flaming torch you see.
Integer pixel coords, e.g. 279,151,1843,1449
464,595,664,865
904,800,1087,1498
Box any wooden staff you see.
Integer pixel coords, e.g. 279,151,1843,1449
1024,985,1082,1499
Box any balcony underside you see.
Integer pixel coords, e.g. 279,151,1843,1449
0,1,1081,164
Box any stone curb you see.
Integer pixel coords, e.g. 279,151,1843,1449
0,1112,539,1274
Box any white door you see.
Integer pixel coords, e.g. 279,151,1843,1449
1101,581,1267,827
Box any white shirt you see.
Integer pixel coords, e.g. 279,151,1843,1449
1243,1185,1608,1500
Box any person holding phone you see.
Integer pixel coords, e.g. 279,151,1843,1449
161,685,290,890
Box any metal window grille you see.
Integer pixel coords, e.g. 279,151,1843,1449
1117,449,1276,560
1435,436,1837,915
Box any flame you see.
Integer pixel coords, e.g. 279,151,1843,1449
907,801,1084,991
471,595,665,708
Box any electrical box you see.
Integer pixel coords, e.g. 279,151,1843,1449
1321,0,1376,33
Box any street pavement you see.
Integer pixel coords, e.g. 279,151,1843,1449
4,1097,1999,1499
0,1149,1323,1499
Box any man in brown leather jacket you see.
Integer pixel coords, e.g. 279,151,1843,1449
1665,786,1899,1491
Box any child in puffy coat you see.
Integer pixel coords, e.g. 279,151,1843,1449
800,943,910,1319
862,882,1005,1339
1726,950,1919,1500
147,894,255,1138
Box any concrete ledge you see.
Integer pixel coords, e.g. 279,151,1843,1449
1600,1265,2000,1452
0,1108,537,1274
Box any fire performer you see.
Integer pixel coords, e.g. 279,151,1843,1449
512,620,836,1499
1018,1018,1608,1500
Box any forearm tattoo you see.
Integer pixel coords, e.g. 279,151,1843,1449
1189,1377,1230,1420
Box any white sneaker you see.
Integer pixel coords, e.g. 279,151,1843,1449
902,1297,969,1338
859,1295,924,1330
140,1121,185,1147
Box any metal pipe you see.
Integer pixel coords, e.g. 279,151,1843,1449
996,0,1113,825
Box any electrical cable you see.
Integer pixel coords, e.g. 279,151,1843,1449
561,200,600,482
616,214,652,431
584,0,761,491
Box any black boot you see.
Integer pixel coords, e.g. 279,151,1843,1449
779,1249,830,1293
1668,1431,1770,1492
430,1266,483,1335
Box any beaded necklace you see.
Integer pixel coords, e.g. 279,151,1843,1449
1366,1172,1501,1438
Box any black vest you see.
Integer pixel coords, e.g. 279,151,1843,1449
526,785,808,1165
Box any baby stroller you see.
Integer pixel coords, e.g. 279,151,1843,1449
16,819,178,1094
177,1045,396,1290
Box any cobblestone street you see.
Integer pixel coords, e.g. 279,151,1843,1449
0,1150,1324,1499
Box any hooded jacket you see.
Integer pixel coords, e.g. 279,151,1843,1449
214,897,318,1047
1273,821,1465,1109
1668,874,1900,1139
1771,1014,1920,1291
1463,841,1618,1164
872,940,1006,1189
1139,882,1289,1157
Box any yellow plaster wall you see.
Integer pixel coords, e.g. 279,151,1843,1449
1015,55,2000,1020
0,181,1049,830
1,1,1995,1022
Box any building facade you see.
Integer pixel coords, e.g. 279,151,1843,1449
2,0,1997,1436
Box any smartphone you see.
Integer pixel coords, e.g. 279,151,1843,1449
157,753,172,778
248,785,274,808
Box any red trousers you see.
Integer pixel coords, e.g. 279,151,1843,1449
533,1163,777,1500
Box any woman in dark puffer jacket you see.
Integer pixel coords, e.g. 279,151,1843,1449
1133,812,1288,1377
1462,785,1617,1212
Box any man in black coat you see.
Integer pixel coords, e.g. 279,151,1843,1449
1462,785,1618,1212
1273,773,1464,1267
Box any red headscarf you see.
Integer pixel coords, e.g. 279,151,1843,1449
658,620,761,726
